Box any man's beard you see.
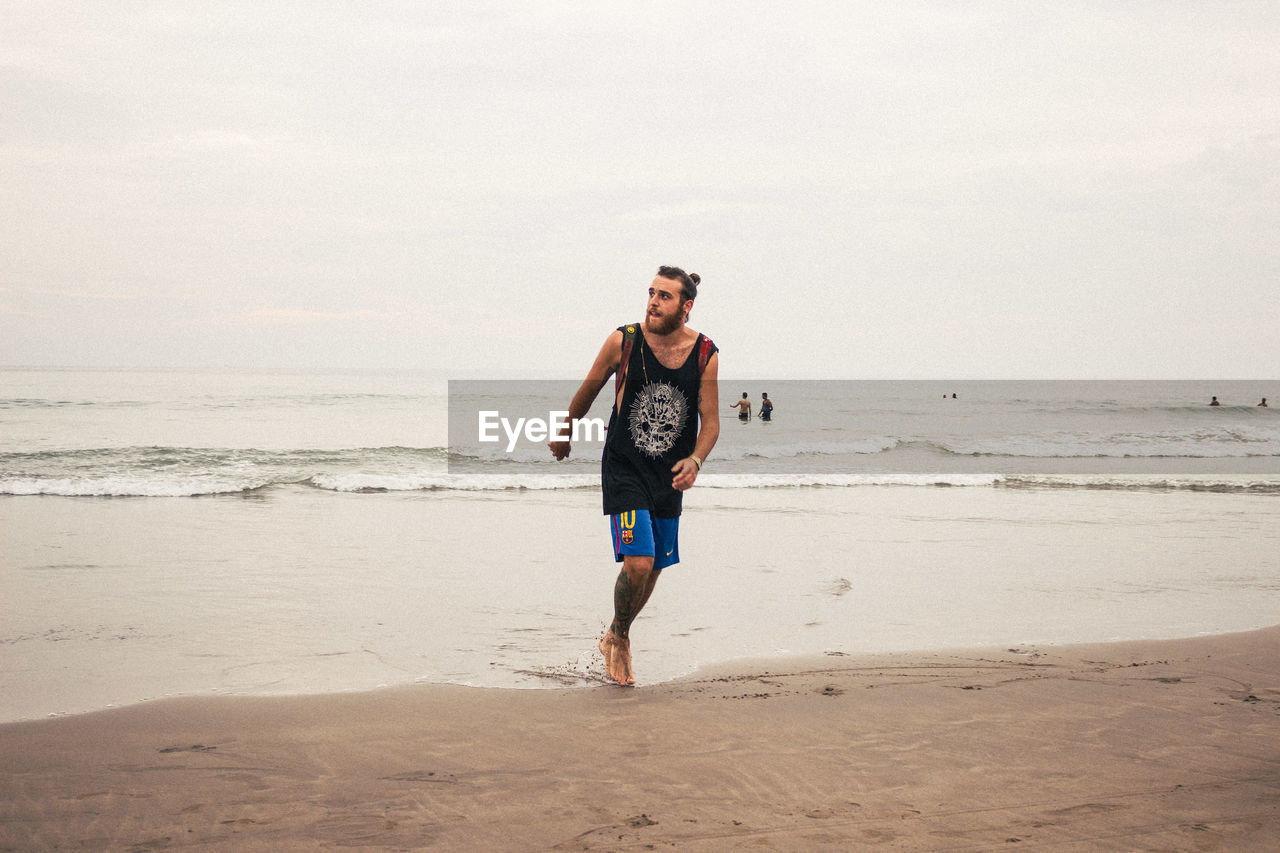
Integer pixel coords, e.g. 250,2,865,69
645,310,682,335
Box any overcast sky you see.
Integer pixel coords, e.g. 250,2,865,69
2,2,1277,378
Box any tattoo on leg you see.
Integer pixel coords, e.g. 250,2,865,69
611,566,647,639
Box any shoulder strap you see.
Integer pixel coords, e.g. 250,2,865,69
697,335,714,376
614,323,640,398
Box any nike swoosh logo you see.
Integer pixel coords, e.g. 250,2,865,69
665,550,674,556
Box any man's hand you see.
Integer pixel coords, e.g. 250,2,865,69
549,441,570,461
671,457,699,491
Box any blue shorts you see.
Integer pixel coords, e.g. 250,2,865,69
610,509,680,570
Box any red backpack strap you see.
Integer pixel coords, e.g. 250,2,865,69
614,323,640,398
697,335,715,376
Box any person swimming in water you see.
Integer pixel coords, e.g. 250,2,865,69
730,392,751,421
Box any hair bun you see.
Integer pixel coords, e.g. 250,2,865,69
689,273,701,285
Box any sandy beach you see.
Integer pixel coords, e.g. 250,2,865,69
2,627,1277,851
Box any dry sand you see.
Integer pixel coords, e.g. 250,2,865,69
2,627,1278,851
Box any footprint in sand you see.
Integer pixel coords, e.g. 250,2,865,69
158,744,216,753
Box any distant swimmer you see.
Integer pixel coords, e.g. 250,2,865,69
730,392,751,421
759,392,773,422
1210,397,1221,406
1261,398,1269,407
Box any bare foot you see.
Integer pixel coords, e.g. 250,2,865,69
597,634,613,672
615,637,635,685
599,632,635,686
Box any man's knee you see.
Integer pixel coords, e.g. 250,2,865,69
622,554,654,580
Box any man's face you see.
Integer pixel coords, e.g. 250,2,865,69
645,275,688,335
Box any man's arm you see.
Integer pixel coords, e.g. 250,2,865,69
549,330,623,461
671,351,720,491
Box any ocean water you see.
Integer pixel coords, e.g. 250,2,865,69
2,369,1278,722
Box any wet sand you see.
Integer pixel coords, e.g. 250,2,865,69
2,627,1278,851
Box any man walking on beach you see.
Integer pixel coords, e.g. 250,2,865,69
549,266,720,685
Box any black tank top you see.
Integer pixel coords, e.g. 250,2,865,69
602,326,716,517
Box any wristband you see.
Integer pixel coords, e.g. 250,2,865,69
690,455,702,470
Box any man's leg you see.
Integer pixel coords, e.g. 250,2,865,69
636,567,661,613
602,554,654,685
598,564,660,685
